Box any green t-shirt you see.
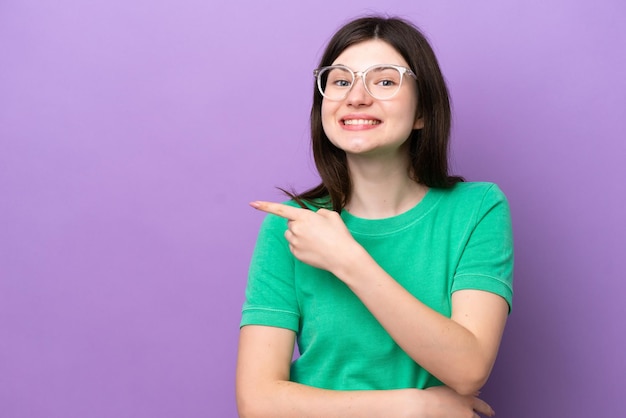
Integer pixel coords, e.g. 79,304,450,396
240,182,514,390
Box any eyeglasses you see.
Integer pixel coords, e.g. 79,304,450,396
314,64,417,101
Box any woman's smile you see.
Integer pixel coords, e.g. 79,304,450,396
341,114,382,129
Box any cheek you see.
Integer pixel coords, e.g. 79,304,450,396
320,102,337,137
402,99,421,130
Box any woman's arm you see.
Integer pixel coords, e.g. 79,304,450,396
336,249,508,396
249,201,509,396
236,325,494,418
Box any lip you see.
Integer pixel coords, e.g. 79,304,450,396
339,114,382,130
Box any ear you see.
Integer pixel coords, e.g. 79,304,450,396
413,116,424,130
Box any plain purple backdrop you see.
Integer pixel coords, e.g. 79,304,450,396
1,1,624,417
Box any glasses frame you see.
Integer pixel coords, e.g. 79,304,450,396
313,64,417,101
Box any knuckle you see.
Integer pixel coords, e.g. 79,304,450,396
317,208,332,217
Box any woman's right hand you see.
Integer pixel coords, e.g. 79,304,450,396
402,386,495,418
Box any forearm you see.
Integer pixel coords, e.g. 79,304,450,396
237,380,419,418
334,247,504,395
236,325,427,417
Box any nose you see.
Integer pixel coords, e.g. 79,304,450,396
345,76,372,106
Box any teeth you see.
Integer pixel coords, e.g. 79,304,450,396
343,119,380,125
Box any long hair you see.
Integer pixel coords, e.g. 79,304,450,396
287,16,463,212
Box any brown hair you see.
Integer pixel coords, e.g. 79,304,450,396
287,16,463,211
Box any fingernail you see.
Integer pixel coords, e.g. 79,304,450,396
249,201,261,208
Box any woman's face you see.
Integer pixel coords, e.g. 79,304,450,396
321,39,422,159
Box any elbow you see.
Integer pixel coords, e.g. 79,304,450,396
236,392,261,418
448,365,492,396
236,393,251,418
236,397,261,418
236,386,274,418
451,379,488,397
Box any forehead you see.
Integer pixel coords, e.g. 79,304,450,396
331,39,408,70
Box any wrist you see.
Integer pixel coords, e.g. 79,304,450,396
331,243,375,287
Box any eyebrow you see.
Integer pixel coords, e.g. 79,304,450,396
330,64,405,71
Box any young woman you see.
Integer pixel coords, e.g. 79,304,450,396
236,16,513,418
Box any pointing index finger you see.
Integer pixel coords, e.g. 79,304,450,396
250,201,306,220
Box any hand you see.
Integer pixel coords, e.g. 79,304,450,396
417,386,495,418
250,201,362,274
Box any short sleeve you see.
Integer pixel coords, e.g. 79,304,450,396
452,184,514,311
240,212,301,331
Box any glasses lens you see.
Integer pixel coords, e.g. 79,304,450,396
318,67,353,100
365,66,403,100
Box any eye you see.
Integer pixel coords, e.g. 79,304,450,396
324,67,353,89
368,67,402,88
377,79,396,87
327,73,352,87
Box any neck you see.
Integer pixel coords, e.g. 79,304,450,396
345,154,427,219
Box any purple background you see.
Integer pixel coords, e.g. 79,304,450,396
1,1,624,417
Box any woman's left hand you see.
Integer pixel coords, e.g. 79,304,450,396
250,201,362,274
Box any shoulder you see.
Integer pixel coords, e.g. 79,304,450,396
437,182,508,207
430,182,511,223
443,181,505,197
